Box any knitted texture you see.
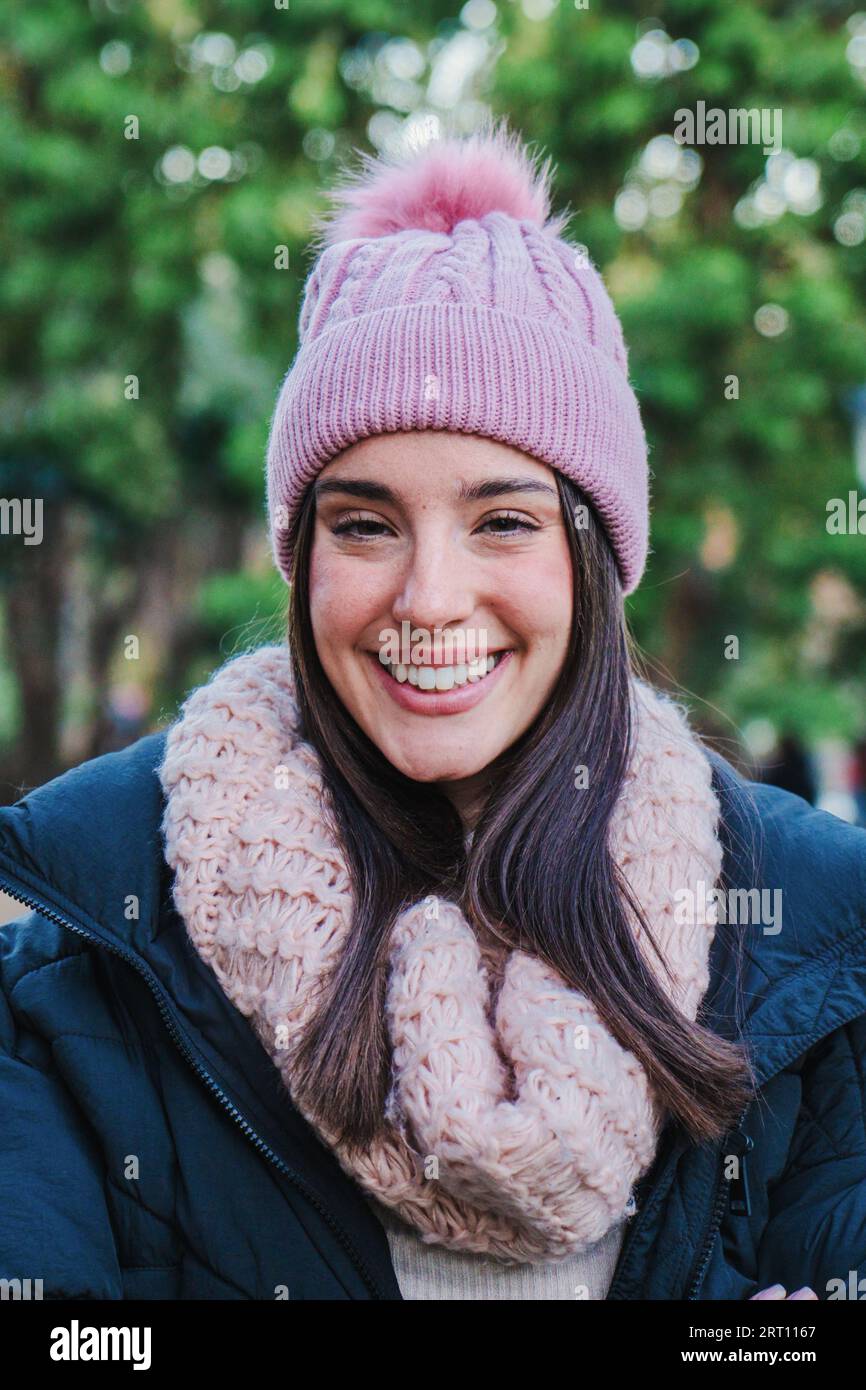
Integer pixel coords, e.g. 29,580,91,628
266,123,650,594
158,644,723,1263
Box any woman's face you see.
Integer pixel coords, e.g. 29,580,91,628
309,431,572,813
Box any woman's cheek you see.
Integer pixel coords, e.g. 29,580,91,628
502,559,571,637
310,550,387,641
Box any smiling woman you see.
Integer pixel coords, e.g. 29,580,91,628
1,118,865,1306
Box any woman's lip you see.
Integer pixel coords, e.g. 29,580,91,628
366,649,515,716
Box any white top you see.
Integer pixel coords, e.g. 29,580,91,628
367,1197,627,1301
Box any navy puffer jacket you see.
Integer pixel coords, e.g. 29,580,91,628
0,731,865,1300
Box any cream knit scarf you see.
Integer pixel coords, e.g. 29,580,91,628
158,643,723,1264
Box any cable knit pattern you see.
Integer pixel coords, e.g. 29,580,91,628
158,643,723,1263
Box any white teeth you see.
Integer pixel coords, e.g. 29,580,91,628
379,651,506,691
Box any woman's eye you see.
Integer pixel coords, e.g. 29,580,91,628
331,514,391,539
478,512,538,537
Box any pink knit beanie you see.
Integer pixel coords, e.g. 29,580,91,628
266,121,650,595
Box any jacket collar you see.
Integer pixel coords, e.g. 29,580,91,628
1,730,866,1091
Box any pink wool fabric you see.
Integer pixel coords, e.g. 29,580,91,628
158,644,724,1264
265,122,650,594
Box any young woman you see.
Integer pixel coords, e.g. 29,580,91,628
1,122,865,1302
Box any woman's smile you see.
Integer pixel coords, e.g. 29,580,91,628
367,646,515,716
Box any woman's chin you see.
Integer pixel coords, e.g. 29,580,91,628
376,743,495,787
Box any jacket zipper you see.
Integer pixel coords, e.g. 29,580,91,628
727,1126,754,1218
603,1118,680,1299
685,1105,752,1300
0,875,389,1301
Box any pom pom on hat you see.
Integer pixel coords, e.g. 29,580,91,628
312,117,572,248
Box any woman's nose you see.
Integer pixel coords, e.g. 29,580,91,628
390,537,476,634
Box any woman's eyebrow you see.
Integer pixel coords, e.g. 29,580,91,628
314,476,558,504
458,477,558,502
314,478,396,503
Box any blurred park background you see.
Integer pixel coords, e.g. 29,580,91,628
2,0,866,837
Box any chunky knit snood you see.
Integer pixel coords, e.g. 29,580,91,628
158,644,723,1264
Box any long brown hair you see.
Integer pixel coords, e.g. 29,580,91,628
284,469,756,1153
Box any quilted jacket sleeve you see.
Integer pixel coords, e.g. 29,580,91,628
754,1016,866,1300
0,914,123,1300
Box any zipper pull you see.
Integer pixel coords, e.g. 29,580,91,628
726,1129,753,1217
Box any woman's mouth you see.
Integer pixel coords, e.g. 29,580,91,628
366,648,514,715
379,650,505,690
